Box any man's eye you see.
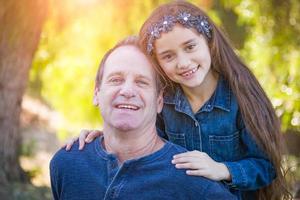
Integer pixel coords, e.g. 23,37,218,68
136,80,148,86
109,78,123,84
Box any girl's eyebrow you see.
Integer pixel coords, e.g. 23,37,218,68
157,39,197,56
157,49,172,56
181,39,196,46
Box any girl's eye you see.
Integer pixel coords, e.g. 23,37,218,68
185,44,196,52
161,54,173,61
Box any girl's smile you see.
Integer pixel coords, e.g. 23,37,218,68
179,65,200,79
154,25,215,91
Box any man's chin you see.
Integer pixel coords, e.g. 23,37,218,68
114,122,139,132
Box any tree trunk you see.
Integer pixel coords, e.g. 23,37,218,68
0,0,48,185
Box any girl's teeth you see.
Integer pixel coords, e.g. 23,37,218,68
182,67,197,77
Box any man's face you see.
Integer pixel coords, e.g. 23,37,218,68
94,45,163,132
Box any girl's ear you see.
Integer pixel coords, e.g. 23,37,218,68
93,87,100,106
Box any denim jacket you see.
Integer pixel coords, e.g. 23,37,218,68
157,77,276,199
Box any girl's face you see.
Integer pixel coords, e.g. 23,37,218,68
154,25,212,90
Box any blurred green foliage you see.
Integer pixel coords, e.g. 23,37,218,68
220,0,300,131
28,0,300,139
8,183,52,200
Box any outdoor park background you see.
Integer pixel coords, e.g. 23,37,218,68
0,0,299,199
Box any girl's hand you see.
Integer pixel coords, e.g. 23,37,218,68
172,150,231,181
63,129,103,151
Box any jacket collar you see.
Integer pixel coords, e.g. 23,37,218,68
163,76,231,113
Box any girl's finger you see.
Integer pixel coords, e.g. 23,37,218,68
85,130,102,143
174,162,200,170
172,156,200,164
173,150,201,159
79,130,89,150
65,138,76,151
186,169,205,176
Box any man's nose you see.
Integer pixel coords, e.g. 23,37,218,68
119,81,137,98
177,52,190,70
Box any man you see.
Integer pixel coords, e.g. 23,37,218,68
50,36,236,200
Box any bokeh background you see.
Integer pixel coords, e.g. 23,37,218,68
0,0,299,199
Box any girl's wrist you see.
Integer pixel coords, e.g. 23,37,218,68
218,163,231,181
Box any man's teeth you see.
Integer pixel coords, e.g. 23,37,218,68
116,105,139,110
182,66,198,77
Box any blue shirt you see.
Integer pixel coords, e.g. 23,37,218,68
157,77,276,199
50,136,236,200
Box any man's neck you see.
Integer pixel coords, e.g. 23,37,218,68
102,125,164,164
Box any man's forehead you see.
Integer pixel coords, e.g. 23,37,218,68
104,45,155,76
106,46,146,63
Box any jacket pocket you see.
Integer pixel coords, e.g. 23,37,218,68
165,130,186,148
209,131,242,162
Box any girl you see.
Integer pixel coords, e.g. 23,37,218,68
65,1,290,199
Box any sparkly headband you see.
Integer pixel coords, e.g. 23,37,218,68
147,12,212,54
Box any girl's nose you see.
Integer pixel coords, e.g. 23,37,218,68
177,53,191,69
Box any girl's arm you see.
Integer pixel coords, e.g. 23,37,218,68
172,150,232,181
220,111,276,190
173,116,276,190
172,136,275,190
221,126,276,190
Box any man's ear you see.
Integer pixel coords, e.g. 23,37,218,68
93,87,100,106
157,90,164,113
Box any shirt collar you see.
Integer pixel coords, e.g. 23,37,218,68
212,76,231,112
163,76,231,113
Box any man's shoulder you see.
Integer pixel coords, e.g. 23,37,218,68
170,169,236,199
163,143,236,199
50,138,98,170
50,140,79,169
166,141,188,154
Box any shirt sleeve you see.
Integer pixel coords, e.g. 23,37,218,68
50,157,61,200
222,112,276,190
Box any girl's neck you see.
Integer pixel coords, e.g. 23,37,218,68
181,71,219,113
103,125,164,164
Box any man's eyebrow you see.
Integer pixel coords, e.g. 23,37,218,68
136,74,152,82
106,71,123,78
157,39,196,56
105,72,151,82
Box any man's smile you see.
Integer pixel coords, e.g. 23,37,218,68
115,104,140,111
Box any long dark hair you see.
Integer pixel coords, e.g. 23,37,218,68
139,1,291,199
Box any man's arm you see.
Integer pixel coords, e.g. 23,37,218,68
49,156,61,200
